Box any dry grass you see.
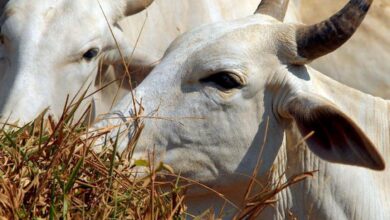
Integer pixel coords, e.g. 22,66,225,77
0,94,187,219
0,93,314,219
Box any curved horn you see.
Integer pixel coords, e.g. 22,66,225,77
295,0,373,61
124,0,154,16
254,0,289,21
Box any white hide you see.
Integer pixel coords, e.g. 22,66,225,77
94,9,390,220
0,0,131,123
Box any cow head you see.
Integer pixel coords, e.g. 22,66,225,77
94,0,384,193
0,0,153,123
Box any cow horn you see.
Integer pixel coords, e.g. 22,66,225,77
295,0,373,61
254,0,289,21
124,0,154,16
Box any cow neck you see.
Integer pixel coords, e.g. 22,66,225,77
275,66,390,219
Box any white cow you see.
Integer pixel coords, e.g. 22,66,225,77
0,0,266,124
94,0,390,218
0,0,154,123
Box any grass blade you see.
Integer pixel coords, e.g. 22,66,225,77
64,157,84,194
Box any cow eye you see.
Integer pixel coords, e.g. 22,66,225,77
0,27,4,45
82,48,100,61
200,71,242,90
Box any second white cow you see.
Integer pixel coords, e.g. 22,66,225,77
0,0,154,123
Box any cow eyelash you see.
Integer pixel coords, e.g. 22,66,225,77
200,71,243,90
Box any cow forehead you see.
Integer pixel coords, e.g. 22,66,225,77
5,0,109,13
3,0,116,30
2,0,114,56
166,15,279,57
161,14,281,75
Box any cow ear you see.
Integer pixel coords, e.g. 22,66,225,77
103,27,158,65
286,94,385,170
124,0,154,16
